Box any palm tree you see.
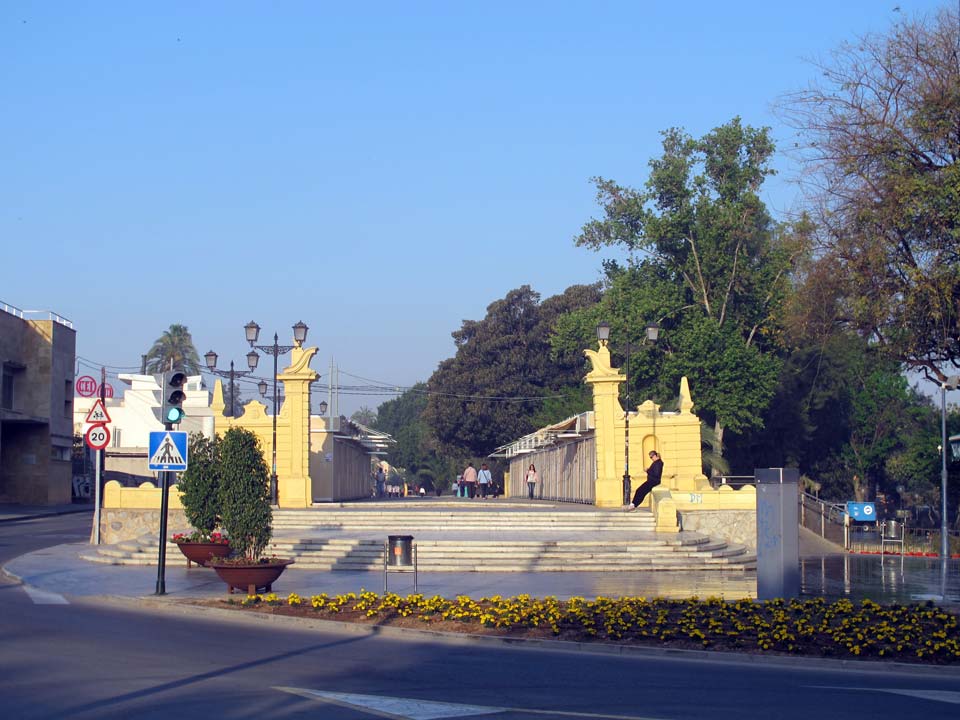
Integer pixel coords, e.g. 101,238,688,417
144,324,202,374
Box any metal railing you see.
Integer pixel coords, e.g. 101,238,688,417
0,300,74,329
799,492,847,545
712,475,756,489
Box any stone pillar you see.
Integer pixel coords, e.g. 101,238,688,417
584,343,626,508
210,345,318,508
277,346,318,507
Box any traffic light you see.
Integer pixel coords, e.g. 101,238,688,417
161,370,187,426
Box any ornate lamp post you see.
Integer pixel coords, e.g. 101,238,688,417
203,349,259,417
245,320,309,506
598,321,660,506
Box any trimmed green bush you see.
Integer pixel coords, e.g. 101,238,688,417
176,433,221,539
218,427,272,561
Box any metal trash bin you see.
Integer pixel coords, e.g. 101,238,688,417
884,520,900,539
387,535,414,567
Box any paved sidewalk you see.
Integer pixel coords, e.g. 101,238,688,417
4,542,759,601
0,503,93,523
5,540,960,606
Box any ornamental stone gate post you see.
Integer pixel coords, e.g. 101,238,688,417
212,344,318,508
584,340,703,509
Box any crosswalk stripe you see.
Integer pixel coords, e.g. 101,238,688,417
809,686,960,705
274,687,666,719
23,586,69,605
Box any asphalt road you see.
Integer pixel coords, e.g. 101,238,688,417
1,514,959,720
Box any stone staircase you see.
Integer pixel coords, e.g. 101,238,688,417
80,502,756,572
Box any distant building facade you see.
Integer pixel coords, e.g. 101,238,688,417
0,301,76,505
74,374,215,486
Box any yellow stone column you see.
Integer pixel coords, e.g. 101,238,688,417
277,346,318,507
584,342,626,508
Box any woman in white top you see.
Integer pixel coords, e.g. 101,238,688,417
525,464,539,500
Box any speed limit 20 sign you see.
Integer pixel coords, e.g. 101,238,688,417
85,424,111,451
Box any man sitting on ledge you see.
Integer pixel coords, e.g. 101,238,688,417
627,450,663,511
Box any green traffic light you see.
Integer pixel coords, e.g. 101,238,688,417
166,407,185,424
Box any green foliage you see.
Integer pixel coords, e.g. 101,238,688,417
726,333,942,503
782,9,960,385
218,427,272,561
423,284,601,458
177,433,221,537
570,118,807,453
144,323,202,375
351,406,377,426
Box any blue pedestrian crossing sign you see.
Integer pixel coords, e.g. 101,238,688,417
148,431,188,472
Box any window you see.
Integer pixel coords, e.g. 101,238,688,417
64,379,73,418
1,370,13,410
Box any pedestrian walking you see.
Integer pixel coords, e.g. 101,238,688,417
478,463,492,499
627,451,663,510
462,463,478,499
525,463,539,500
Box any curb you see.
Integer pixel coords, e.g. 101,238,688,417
0,506,92,524
81,594,960,678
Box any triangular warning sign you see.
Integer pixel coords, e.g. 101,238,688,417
85,399,111,424
149,432,185,467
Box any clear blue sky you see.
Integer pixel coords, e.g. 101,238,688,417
1,1,946,416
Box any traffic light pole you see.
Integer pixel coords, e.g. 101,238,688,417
155,467,171,595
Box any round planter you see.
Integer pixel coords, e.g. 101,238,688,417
208,559,294,595
174,541,232,568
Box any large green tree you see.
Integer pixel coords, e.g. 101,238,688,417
423,284,601,458
569,118,807,456
781,7,960,386
144,323,202,375
375,384,457,492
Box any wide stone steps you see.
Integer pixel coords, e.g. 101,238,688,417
79,505,755,572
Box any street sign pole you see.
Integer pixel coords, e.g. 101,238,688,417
148,427,188,595
155,468,171,595
93,449,102,545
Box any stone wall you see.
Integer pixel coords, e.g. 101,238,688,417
99,507,192,545
680,509,756,551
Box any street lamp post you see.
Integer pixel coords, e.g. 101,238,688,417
246,320,309,506
203,349,259,417
597,321,660,506
940,375,959,565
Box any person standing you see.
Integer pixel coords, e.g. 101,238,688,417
525,463,539,500
375,467,385,498
627,451,663,511
452,474,461,498
462,462,478,499
478,463,492,499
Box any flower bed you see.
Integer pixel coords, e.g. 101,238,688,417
172,531,229,545
216,592,960,664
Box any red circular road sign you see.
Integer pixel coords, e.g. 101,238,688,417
98,383,114,399
85,424,111,451
75,376,98,397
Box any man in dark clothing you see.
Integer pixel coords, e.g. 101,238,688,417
627,451,663,511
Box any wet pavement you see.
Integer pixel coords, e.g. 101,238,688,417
802,554,960,606
5,540,960,606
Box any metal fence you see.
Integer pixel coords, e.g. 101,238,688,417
508,437,596,503
799,492,847,545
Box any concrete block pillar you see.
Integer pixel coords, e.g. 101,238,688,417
756,467,800,600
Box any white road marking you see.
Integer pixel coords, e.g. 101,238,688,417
22,586,69,605
875,689,960,704
274,687,666,719
810,686,960,705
